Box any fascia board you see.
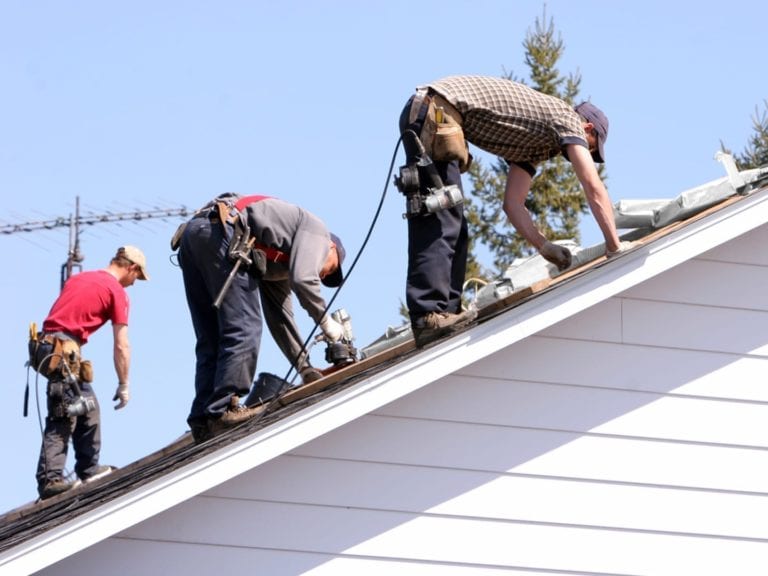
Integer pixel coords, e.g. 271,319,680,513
4,187,767,576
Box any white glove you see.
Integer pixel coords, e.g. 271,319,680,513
319,315,344,342
606,240,635,259
113,382,130,410
539,241,573,271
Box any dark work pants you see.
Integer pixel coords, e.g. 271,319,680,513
36,380,101,490
179,215,262,423
399,96,469,321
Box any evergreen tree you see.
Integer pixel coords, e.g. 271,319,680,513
736,100,768,170
464,9,596,277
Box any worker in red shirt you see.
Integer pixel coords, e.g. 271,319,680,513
30,245,149,499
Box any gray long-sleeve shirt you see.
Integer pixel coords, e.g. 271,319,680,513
241,196,332,369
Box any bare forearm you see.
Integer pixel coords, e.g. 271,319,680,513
566,144,621,252
114,344,130,383
503,164,547,249
112,324,131,384
584,181,620,252
504,202,547,249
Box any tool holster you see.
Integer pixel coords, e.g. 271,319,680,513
28,332,64,378
410,90,471,173
28,330,90,384
28,332,82,418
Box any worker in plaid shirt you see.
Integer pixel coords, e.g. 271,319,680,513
399,75,630,346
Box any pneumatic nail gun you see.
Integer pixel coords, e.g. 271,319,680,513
316,308,357,368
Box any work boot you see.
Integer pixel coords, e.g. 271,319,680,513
38,478,74,500
411,308,478,348
188,417,213,444
208,396,265,437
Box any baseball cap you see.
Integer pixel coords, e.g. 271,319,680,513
117,245,150,280
322,233,346,288
575,101,609,163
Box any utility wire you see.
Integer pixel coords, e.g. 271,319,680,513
259,136,404,418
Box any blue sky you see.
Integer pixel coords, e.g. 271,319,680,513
1,0,765,512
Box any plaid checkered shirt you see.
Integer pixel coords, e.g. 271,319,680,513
424,75,587,168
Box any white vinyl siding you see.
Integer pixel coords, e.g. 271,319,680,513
42,224,768,575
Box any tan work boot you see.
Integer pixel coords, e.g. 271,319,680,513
39,478,74,500
208,396,265,437
411,308,477,348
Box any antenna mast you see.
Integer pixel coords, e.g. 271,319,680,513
61,197,85,289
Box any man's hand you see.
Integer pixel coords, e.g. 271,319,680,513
320,315,344,342
539,241,573,271
606,240,635,259
113,382,130,410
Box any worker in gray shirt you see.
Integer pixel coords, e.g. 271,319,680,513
177,194,346,443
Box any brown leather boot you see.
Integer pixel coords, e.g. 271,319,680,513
207,396,265,437
411,308,477,347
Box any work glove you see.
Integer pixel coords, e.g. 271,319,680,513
606,241,635,259
319,315,344,343
539,241,573,271
113,382,130,410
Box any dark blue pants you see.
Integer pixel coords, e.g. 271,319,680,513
179,216,262,422
399,96,469,320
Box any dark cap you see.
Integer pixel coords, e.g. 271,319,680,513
322,233,346,288
575,101,609,163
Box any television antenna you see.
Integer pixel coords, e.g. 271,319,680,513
0,196,190,289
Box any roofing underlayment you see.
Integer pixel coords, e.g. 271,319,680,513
1,153,767,571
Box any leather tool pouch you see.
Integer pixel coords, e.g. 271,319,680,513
433,119,470,169
28,334,81,380
28,334,61,378
425,94,472,173
58,339,81,380
80,360,94,383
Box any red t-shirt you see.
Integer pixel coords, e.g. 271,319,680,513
42,270,129,344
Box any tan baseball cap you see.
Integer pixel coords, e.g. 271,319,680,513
116,245,150,280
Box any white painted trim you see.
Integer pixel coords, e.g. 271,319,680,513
3,188,767,576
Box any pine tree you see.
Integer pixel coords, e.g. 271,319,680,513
736,100,768,170
465,9,595,277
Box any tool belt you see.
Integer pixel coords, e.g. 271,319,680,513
171,195,290,277
27,326,92,383
410,89,472,173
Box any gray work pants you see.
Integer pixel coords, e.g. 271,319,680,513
35,380,101,492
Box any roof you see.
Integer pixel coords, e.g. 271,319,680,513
2,156,767,575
